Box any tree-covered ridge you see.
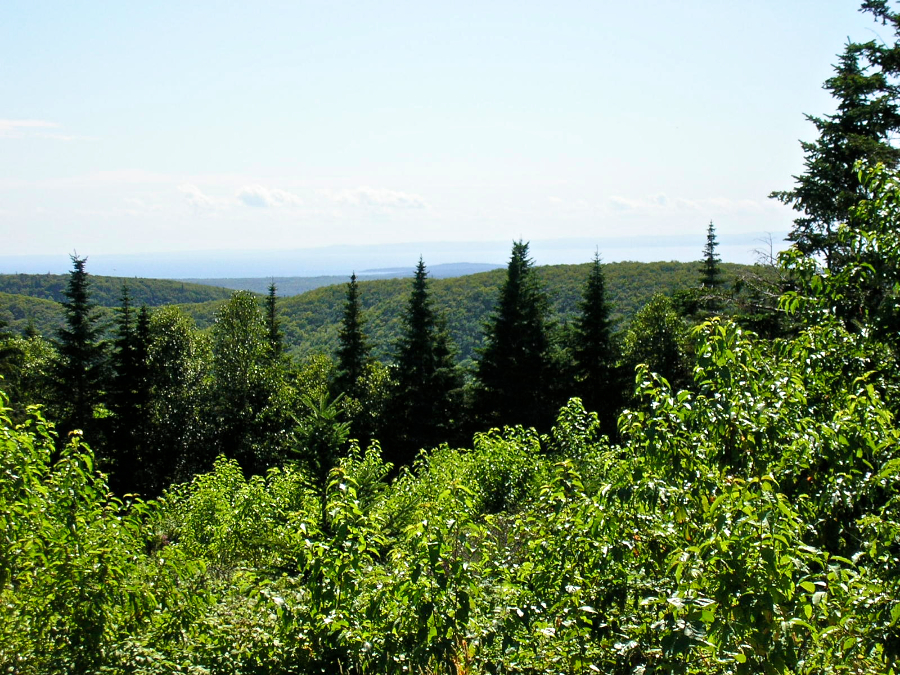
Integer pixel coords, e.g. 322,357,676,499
0,292,70,337
0,261,761,349
221,260,762,364
0,272,234,307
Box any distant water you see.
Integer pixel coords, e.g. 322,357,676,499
0,233,789,278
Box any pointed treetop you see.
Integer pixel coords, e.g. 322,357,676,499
700,221,723,289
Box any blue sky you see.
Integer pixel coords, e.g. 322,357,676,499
0,1,886,270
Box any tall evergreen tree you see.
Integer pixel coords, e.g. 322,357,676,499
333,273,370,399
265,281,284,358
700,221,723,289
388,258,462,464
474,241,554,429
771,32,900,269
53,255,107,440
571,252,619,435
108,287,151,492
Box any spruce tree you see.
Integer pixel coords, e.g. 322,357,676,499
389,258,462,464
571,252,619,435
108,287,151,492
700,221,723,289
474,241,553,429
265,281,284,358
53,255,107,440
771,33,900,269
694,220,726,317
333,273,370,399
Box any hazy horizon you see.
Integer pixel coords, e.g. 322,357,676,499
0,231,787,279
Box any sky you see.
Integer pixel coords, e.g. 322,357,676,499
0,1,889,274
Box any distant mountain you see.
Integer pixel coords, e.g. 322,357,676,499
358,262,504,279
0,232,789,278
179,275,350,297
181,262,506,296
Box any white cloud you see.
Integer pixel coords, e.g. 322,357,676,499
332,186,428,209
608,195,642,211
237,184,302,208
178,183,223,211
0,119,59,138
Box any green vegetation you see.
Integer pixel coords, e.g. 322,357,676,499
771,21,900,267
0,272,234,306
385,259,463,465
2,291,898,671
474,241,555,429
0,261,763,356
231,260,760,365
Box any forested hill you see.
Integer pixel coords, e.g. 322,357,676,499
0,260,763,360
0,273,234,307
181,260,762,363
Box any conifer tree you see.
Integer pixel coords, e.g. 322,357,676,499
53,255,107,439
265,281,284,358
389,258,462,463
700,221,723,289
474,241,554,429
333,273,370,399
571,252,619,435
771,31,900,269
108,287,151,492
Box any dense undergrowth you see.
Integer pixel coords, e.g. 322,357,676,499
2,313,898,674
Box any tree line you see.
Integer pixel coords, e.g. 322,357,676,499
0,226,739,496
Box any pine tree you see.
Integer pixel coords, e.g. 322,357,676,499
771,35,900,269
571,252,619,435
333,273,370,399
474,241,554,429
265,281,284,358
389,258,462,464
53,255,107,439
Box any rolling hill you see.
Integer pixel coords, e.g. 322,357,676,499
1,261,768,366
